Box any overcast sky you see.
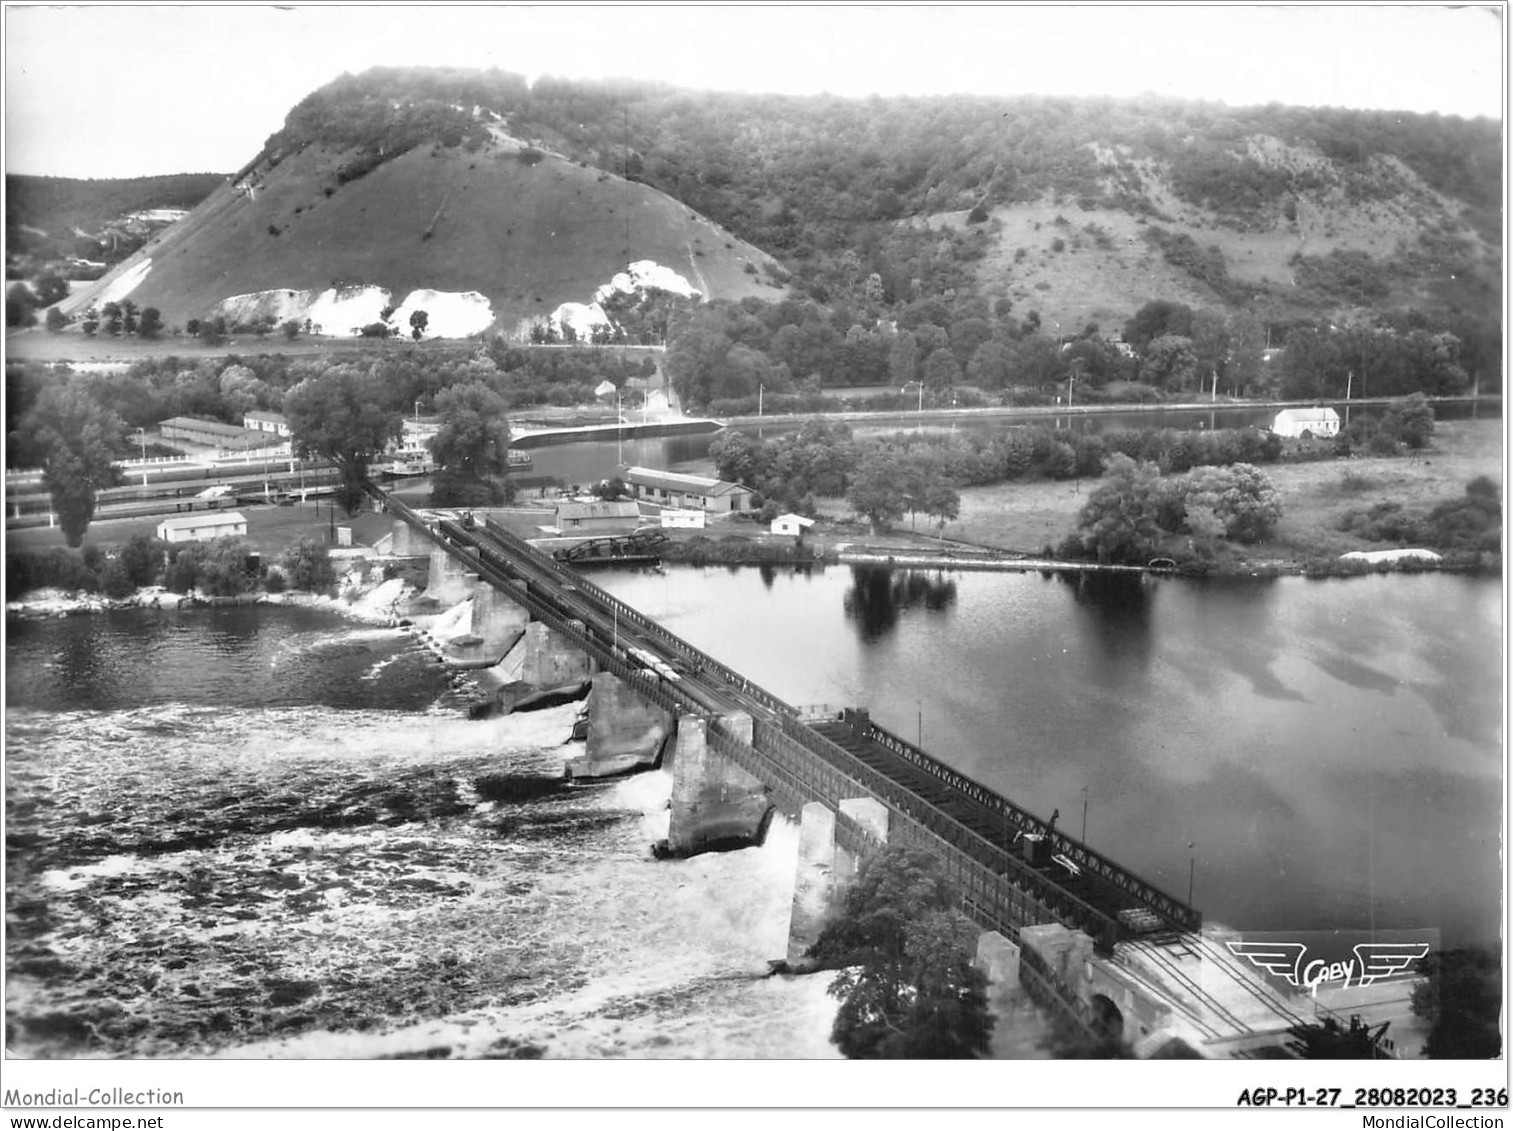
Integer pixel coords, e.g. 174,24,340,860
4,4,1505,179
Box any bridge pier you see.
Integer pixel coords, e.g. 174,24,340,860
519,620,593,687
565,671,673,779
975,931,1021,1011
425,546,474,606
445,578,529,668
666,714,772,855
390,519,429,557
785,796,891,966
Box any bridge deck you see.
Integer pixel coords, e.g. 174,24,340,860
809,720,1166,930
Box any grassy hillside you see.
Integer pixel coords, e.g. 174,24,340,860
58,141,781,336
918,134,1496,334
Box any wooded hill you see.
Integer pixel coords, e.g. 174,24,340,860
28,68,1501,380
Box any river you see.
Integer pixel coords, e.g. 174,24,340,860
588,564,1503,951
4,564,1499,1060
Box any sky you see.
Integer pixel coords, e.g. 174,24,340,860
3,3,1506,179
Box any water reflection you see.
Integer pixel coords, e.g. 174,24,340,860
842,566,958,641
1053,570,1155,672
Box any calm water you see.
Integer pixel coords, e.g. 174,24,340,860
591,565,1504,950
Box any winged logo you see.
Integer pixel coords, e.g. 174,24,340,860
1226,940,1307,986
1226,938,1432,995
1354,942,1431,986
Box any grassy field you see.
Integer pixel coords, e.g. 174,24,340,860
939,419,1503,566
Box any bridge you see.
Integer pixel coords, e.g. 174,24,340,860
372,485,1319,1058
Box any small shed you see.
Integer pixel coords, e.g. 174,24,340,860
771,513,815,538
155,511,248,544
554,500,641,534
1272,407,1341,438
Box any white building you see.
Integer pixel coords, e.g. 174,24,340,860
243,411,290,437
771,514,815,538
155,511,248,543
1272,407,1341,438
660,509,706,530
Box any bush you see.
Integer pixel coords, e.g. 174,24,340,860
117,533,167,587
279,538,337,592
98,558,136,599
6,548,100,599
264,570,287,594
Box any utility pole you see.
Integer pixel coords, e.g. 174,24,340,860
1081,786,1089,842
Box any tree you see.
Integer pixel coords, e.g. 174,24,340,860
1411,948,1501,1058
6,283,38,328
22,383,127,547
137,306,163,340
80,307,99,336
923,347,962,389
409,309,429,341
100,302,123,336
44,307,68,334
1379,392,1436,450
1124,300,1193,353
428,380,514,506
284,364,403,514
120,300,139,336
809,844,992,1059
1182,463,1282,543
34,271,69,307
847,449,908,532
888,329,919,387
1140,335,1198,391
1074,454,1173,564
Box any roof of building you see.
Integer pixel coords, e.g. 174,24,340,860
156,511,248,532
557,500,642,521
1274,407,1340,422
621,465,751,497
160,416,250,437
244,410,288,424
773,513,816,527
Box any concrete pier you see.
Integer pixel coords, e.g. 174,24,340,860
667,715,771,855
565,671,673,779
425,546,473,606
445,578,528,667
520,621,593,687
787,802,837,966
391,519,429,557
976,931,1021,1008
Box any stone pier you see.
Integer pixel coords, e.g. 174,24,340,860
785,795,890,965
975,931,1022,1010
445,578,529,668
565,671,674,779
391,519,429,558
425,546,474,606
666,714,771,855
787,802,837,966
520,621,593,687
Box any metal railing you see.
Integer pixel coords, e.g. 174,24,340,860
840,710,1201,933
